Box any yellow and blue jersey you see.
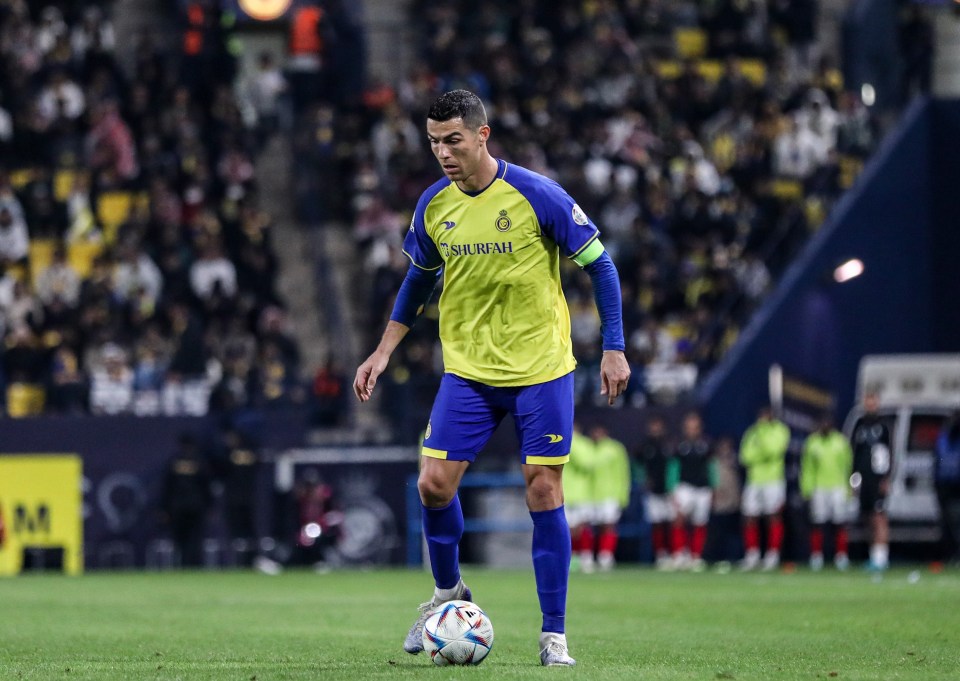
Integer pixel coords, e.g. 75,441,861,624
402,159,603,387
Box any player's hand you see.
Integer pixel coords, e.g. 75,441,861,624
353,352,388,403
599,350,630,406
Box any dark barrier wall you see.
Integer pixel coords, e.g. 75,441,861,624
700,98,939,437
0,411,306,569
842,0,902,108
700,98,960,437
930,100,960,351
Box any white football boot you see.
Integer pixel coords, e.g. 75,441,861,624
403,581,472,654
539,632,576,667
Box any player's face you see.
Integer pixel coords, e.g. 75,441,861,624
864,393,879,414
426,117,489,184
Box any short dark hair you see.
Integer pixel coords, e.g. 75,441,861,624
427,90,487,129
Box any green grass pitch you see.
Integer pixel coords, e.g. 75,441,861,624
2,567,958,680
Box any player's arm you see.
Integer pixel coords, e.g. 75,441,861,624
353,264,441,402
579,245,629,405
739,428,758,467
842,439,854,496
799,437,815,499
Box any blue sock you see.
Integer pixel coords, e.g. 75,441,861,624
530,506,571,633
423,495,463,590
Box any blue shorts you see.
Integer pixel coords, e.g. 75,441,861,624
421,372,573,465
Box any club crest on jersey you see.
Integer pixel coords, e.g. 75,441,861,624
572,204,589,225
495,209,512,232
425,421,432,439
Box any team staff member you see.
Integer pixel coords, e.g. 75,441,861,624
354,90,629,667
851,392,893,571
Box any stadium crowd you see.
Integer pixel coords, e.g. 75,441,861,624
337,0,897,424
0,1,305,418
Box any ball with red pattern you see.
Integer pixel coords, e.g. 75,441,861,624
422,600,494,666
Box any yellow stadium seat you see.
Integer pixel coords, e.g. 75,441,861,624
68,241,103,278
6,383,46,418
8,169,32,189
804,197,826,230
696,60,723,83
28,239,56,285
674,28,707,59
737,59,767,87
654,60,682,80
839,155,864,190
53,169,78,202
96,191,133,243
768,178,804,201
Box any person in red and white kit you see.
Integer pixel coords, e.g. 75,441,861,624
738,405,790,571
801,414,854,571
634,415,675,569
669,412,715,571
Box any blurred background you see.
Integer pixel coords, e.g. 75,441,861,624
0,0,958,575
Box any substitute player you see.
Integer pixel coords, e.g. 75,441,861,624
564,423,598,573
634,415,675,568
800,414,853,570
353,90,629,667
851,392,893,571
585,424,630,571
738,405,790,571
670,411,715,571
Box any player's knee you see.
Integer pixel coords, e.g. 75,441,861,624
525,474,562,511
418,473,456,507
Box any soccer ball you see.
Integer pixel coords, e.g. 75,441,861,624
422,600,494,666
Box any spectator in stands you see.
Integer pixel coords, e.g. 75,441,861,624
245,51,288,144
46,345,88,414
0,205,29,270
113,241,163,306
190,239,238,302
85,99,139,188
37,69,86,125
89,342,134,415
311,354,348,427
773,115,825,180
164,301,210,416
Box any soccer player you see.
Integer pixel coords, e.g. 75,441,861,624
851,392,893,571
634,415,675,568
584,424,631,571
738,405,790,571
353,90,629,667
669,411,715,571
800,414,854,570
563,423,597,573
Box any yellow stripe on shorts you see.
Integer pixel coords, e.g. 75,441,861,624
524,453,570,465
421,447,449,460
